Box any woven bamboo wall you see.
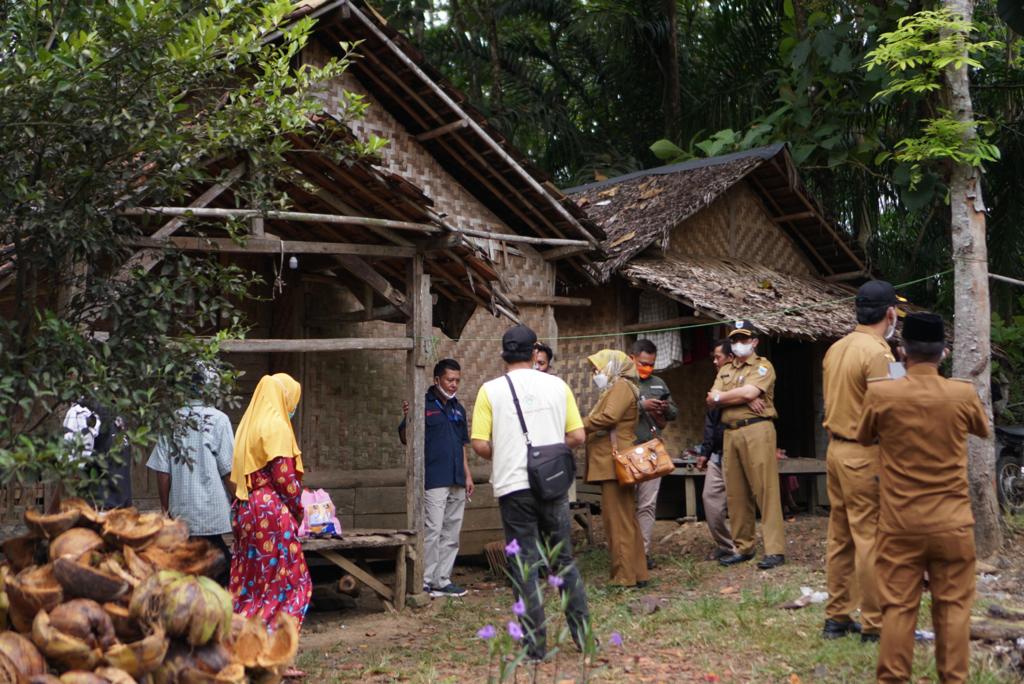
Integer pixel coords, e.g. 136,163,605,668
667,182,814,276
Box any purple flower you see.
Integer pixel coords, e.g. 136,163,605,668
504,539,521,556
508,621,524,641
609,631,623,647
477,624,497,640
512,598,526,616
547,574,564,589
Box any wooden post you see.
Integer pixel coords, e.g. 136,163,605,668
405,254,430,597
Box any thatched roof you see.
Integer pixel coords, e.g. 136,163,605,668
567,145,868,281
622,256,859,340
290,0,605,281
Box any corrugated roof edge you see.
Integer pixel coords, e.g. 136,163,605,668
563,143,787,195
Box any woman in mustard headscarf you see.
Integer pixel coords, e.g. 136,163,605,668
583,350,649,588
228,373,312,628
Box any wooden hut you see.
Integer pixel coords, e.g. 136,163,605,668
0,0,606,604
559,144,872,516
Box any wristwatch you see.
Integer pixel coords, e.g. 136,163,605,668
713,392,721,404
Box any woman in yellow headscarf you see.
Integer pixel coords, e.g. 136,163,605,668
228,373,312,631
583,350,649,588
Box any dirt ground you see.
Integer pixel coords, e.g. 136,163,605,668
294,514,1024,683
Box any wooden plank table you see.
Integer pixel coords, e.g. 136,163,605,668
673,457,828,518
302,529,414,612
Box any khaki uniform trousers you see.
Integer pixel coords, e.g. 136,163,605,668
600,481,649,586
875,526,975,684
722,420,785,556
825,440,882,634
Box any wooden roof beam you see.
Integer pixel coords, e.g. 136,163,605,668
332,254,410,316
416,119,469,142
746,176,835,276
122,206,442,234
218,337,413,353
343,1,600,248
127,236,415,258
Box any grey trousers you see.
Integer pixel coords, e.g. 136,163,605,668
635,477,661,554
704,460,734,552
423,485,466,589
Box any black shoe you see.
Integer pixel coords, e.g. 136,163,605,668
822,618,862,639
719,552,755,567
861,632,880,643
636,580,650,589
756,554,785,570
646,555,656,570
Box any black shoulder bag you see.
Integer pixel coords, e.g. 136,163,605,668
504,374,576,500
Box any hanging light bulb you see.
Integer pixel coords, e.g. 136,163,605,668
288,255,299,270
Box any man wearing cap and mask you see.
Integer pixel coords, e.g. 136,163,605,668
856,312,988,684
706,321,786,570
820,280,899,643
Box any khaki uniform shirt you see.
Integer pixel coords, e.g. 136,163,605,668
855,365,989,534
583,380,639,483
822,325,895,440
711,353,777,424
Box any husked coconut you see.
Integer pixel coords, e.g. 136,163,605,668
101,624,168,678
31,610,101,672
0,632,46,677
7,565,63,633
48,600,116,651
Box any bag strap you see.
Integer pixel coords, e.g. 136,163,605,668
504,374,532,447
608,426,618,456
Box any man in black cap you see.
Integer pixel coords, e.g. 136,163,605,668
470,325,590,661
706,320,786,570
856,312,988,684
820,280,898,642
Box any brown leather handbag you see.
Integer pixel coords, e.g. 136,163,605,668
610,426,674,486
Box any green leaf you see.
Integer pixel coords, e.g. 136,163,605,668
649,138,688,163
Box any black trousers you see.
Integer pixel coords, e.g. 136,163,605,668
194,534,231,587
498,489,590,658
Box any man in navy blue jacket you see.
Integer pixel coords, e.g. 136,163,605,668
400,359,474,597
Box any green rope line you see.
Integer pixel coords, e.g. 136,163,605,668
430,268,953,344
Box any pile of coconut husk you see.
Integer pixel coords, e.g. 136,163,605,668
0,499,298,683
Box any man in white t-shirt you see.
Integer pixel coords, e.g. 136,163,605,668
471,325,590,661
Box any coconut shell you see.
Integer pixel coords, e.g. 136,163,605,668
48,530,103,563
92,669,135,684
23,510,80,540
120,548,152,583
102,511,163,549
31,610,101,672
58,500,104,531
258,613,299,668
57,673,106,684
0,633,45,678
101,604,141,643
101,625,167,679
49,600,116,651
28,675,61,684
2,537,42,572
0,651,25,684
180,663,245,684
230,617,268,668
53,558,128,604
149,520,188,551
7,566,63,633
139,541,225,579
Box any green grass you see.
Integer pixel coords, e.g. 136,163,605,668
295,526,1021,683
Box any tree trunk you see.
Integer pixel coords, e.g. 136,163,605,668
660,0,681,142
944,0,1003,558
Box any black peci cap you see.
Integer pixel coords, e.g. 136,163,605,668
502,325,538,354
856,280,897,307
902,312,945,343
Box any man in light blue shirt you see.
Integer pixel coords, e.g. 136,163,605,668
147,373,234,584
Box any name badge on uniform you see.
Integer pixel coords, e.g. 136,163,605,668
888,362,907,379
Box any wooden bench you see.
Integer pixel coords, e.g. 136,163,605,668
302,529,414,612
673,457,828,518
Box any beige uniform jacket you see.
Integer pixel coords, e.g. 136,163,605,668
711,353,777,424
855,365,990,534
583,380,639,483
822,325,894,440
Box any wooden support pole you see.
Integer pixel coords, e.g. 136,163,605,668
127,236,416,258
217,337,414,353
405,253,429,598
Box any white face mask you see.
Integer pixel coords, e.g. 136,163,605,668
731,341,754,358
884,311,898,340
435,385,456,400
593,373,610,390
